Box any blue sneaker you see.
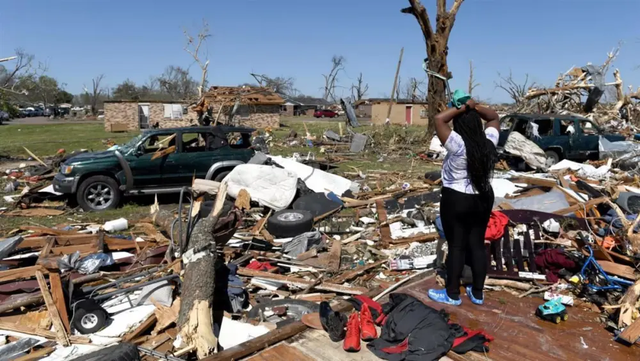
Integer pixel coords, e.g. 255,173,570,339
465,286,484,305
428,289,462,306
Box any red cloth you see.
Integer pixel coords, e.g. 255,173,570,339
485,211,509,241
452,326,494,354
246,260,277,272
534,249,576,282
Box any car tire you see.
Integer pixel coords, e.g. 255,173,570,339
77,175,121,211
544,150,560,167
70,343,140,361
267,209,314,238
214,170,231,182
72,300,108,334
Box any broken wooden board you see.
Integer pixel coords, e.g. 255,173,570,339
13,346,56,361
35,271,70,347
48,272,70,334
234,189,251,210
331,260,386,284
4,209,65,217
151,145,176,161
598,261,637,280
237,268,367,295
152,298,180,335
123,313,157,342
326,240,342,272
618,317,640,345
0,265,46,283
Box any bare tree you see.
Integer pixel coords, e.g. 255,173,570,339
402,0,465,135
250,73,297,95
468,60,479,95
402,77,426,101
495,71,532,105
184,19,211,98
84,74,105,115
157,66,198,100
351,72,369,101
322,55,345,102
0,49,34,91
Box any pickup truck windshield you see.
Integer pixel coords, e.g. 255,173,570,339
120,134,143,152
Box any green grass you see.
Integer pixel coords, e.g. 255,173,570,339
0,120,438,234
0,204,148,235
0,123,136,158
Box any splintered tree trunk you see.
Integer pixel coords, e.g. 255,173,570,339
403,0,464,136
425,35,450,137
176,183,228,358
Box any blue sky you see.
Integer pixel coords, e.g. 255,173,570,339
2,0,639,102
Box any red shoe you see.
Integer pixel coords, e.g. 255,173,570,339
360,304,377,341
343,313,361,352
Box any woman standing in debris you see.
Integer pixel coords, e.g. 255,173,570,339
428,97,500,306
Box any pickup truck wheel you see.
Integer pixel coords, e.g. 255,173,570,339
77,176,121,211
544,150,560,167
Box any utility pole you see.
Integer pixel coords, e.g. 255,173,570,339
386,47,404,124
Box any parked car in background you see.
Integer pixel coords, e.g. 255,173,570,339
53,125,256,211
0,111,8,125
32,108,44,117
314,109,339,118
497,113,625,167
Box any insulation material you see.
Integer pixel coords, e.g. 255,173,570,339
504,132,547,170
268,156,357,195
217,317,270,349
549,159,611,180
226,164,298,210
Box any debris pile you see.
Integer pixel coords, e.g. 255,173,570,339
1,139,640,360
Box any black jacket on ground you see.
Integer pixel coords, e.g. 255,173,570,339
367,293,455,361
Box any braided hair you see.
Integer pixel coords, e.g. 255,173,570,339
453,109,498,194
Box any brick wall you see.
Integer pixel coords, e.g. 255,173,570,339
104,102,138,131
211,104,280,129
105,102,281,132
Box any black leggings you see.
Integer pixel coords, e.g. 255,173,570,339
440,187,494,300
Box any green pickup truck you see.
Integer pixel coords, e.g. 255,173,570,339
497,113,625,167
53,125,255,211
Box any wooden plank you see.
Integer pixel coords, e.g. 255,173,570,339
618,318,640,345
502,229,514,273
237,268,368,295
376,200,392,243
552,197,608,216
123,313,157,342
331,260,386,284
326,240,342,272
598,261,637,280
35,271,70,347
0,266,46,283
247,344,315,361
13,346,56,361
48,272,70,334
151,145,176,161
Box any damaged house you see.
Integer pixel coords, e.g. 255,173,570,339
103,85,284,132
355,98,429,125
194,85,285,129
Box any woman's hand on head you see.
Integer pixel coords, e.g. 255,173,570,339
465,98,477,109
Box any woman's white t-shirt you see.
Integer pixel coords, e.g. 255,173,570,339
441,127,499,194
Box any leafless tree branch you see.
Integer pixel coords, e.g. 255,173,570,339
84,74,105,115
468,60,479,95
495,70,532,105
351,72,369,101
322,55,345,102
184,19,211,98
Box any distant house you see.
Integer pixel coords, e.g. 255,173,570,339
103,85,285,132
103,100,198,132
355,98,428,125
280,96,332,117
